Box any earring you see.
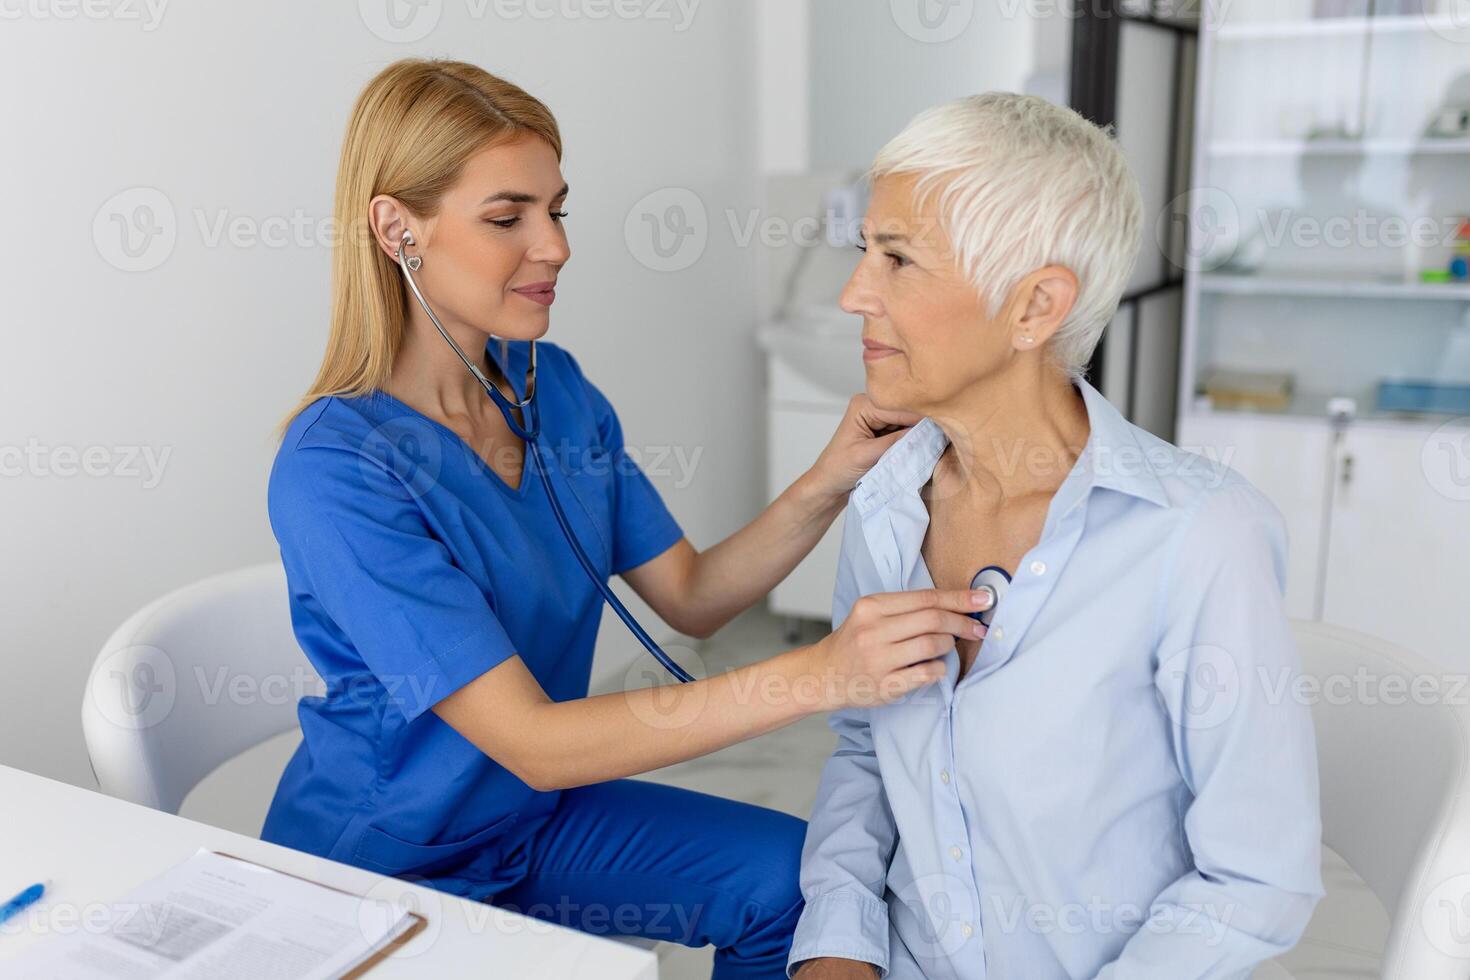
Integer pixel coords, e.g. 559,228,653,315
1022,336,1036,345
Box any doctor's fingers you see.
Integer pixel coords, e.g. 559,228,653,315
882,658,951,699
847,394,921,433
867,608,986,651
887,633,964,671
852,587,992,620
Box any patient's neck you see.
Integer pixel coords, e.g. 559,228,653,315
926,365,1092,508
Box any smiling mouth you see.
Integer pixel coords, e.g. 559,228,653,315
512,282,557,307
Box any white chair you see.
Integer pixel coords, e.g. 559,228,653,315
1267,620,1470,979
81,562,315,814
81,562,660,953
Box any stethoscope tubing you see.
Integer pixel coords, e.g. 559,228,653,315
397,232,540,440
394,232,695,684
527,441,696,683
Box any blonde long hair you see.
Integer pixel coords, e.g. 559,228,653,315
276,59,562,439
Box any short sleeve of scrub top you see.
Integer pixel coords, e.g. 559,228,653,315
261,341,685,884
266,440,519,723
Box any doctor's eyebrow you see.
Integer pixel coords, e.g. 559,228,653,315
479,183,570,206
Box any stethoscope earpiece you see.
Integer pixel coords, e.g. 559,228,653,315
399,230,422,270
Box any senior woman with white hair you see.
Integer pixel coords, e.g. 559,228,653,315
788,94,1324,980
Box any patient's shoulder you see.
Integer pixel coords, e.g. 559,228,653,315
1132,423,1264,510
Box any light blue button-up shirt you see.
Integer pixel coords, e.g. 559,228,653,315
789,378,1323,980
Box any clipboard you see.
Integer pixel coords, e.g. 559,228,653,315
212,851,430,978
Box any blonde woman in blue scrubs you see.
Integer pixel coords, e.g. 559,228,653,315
266,60,991,979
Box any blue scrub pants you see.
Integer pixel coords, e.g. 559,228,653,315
488,779,807,979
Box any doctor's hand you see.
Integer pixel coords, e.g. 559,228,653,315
805,588,990,710
805,395,921,501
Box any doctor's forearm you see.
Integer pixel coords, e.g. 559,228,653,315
535,645,833,788
670,472,845,636
443,645,831,791
434,588,977,791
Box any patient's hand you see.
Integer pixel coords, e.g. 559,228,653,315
794,957,881,979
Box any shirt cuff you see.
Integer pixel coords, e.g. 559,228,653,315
787,889,890,979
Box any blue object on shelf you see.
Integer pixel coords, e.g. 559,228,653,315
1452,254,1470,281
1377,380,1470,414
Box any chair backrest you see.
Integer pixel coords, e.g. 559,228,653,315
81,562,322,815
1292,620,1470,978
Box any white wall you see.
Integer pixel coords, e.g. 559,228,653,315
808,0,1039,170
0,0,763,789
759,1,1048,327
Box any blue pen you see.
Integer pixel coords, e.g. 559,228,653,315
0,881,48,928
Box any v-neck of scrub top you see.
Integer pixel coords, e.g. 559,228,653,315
261,339,688,885
370,342,532,500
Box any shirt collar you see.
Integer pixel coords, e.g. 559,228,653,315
850,377,1171,520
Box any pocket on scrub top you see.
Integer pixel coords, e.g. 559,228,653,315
560,444,615,566
352,811,519,877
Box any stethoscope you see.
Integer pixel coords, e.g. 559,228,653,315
394,230,696,684
968,566,1010,628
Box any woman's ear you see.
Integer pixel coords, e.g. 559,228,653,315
1009,265,1080,353
368,194,416,263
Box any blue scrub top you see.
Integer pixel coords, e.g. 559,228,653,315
261,340,684,891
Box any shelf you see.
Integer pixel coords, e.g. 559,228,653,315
1188,4,1470,444
1184,404,1470,430
1217,14,1467,40
1209,138,1470,157
1196,273,1470,301
1187,389,1470,427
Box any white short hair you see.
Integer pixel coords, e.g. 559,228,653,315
870,93,1144,381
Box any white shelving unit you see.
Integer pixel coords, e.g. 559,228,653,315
1216,13,1469,40
1197,273,1470,301
1209,138,1470,156
1178,0,1470,670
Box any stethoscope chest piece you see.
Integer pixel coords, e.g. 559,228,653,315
968,565,1011,627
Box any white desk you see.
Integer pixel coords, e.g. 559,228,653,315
0,765,658,979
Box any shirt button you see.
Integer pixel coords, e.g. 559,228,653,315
991,626,1005,641
949,845,963,861
962,922,975,938
940,769,951,785
1030,560,1047,576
